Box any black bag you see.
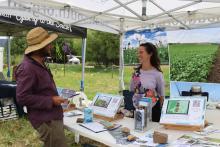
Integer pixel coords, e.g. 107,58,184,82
122,90,135,111
181,91,209,101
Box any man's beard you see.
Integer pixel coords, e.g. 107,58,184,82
38,48,51,58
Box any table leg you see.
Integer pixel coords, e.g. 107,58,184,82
74,132,80,144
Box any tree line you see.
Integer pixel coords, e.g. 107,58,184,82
9,29,169,67
10,29,120,67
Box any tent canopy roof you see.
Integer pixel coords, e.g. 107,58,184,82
1,0,220,34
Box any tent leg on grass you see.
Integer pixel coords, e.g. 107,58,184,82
7,36,11,80
119,18,125,93
81,38,87,92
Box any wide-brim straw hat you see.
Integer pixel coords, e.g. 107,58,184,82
25,27,58,54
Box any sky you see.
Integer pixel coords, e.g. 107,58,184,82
123,28,167,48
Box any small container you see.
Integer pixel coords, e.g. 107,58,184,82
191,85,202,93
139,97,152,122
84,108,93,123
61,103,68,110
61,100,69,110
134,109,145,132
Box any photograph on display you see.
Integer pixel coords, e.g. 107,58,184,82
94,95,112,108
91,93,123,118
166,100,190,114
169,43,219,82
122,28,170,96
123,28,169,65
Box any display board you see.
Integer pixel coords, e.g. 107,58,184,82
160,97,206,130
89,93,123,118
123,28,168,65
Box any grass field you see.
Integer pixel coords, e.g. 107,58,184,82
170,44,219,82
1,63,169,147
50,64,170,99
0,118,80,147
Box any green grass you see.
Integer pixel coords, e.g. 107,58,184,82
1,63,169,147
170,44,219,82
50,64,170,98
0,118,81,147
3,54,24,67
2,63,170,98
0,118,42,147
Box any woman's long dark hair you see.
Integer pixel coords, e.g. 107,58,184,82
137,42,162,72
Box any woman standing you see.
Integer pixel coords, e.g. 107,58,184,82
130,42,165,122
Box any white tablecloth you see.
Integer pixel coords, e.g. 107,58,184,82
64,109,220,147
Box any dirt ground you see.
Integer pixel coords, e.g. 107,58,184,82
207,45,220,83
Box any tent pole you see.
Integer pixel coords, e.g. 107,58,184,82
7,36,11,80
80,38,87,92
119,18,125,93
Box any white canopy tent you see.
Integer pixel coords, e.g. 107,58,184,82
5,0,220,33
1,0,220,92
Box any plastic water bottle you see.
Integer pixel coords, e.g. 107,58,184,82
84,108,93,123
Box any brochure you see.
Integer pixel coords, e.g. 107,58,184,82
79,122,107,133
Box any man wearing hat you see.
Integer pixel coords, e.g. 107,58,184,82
16,27,67,147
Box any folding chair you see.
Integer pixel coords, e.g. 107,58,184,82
0,78,23,120
0,98,17,120
122,90,135,111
